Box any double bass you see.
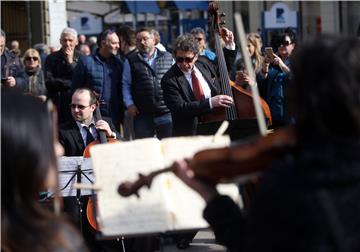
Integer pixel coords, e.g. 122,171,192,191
202,2,271,135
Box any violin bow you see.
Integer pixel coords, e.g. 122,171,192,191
234,13,268,136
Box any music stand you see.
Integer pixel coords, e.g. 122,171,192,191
54,157,95,234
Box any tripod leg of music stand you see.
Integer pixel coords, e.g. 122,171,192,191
76,165,83,234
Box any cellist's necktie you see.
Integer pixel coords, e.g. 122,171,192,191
191,70,205,101
83,125,95,146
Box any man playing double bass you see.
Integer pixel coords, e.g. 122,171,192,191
161,33,234,136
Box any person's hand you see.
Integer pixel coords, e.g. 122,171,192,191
220,28,234,47
272,54,290,73
210,95,233,108
263,53,274,64
4,76,16,87
235,71,251,85
172,159,219,202
64,47,75,64
95,120,113,137
127,104,139,116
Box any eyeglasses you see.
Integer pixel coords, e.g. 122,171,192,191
70,103,93,110
25,57,39,61
280,41,292,47
176,56,196,63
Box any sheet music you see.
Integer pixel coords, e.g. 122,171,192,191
57,156,94,197
90,139,169,236
90,136,239,236
160,135,230,167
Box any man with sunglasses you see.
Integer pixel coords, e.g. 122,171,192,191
59,87,120,156
122,27,174,139
161,34,233,137
59,88,120,250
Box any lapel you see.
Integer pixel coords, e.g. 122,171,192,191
174,65,196,101
69,120,85,152
195,62,220,95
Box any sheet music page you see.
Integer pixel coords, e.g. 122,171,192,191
90,135,239,236
159,135,239,230
90,138,170,236
160,135,230,168
57,157,94,197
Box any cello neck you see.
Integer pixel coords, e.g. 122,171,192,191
94,107,108,144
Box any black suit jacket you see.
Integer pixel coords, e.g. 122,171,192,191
161,62,221,136
59,117,121,156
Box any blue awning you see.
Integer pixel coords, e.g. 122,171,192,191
124,1,160,14
167,1,209,11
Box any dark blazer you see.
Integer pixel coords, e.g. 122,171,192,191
161,61,221,136
59,117,121,156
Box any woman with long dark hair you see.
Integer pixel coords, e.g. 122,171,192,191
1,92,88,251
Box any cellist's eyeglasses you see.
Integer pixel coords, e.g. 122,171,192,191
70,103,93,110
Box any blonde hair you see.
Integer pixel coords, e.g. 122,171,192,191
247,33,263,73
23,48,41,67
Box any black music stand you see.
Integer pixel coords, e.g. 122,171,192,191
55,157,95,234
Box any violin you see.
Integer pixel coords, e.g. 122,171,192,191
118,126,297,197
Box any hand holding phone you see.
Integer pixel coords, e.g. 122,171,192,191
265,47,274,61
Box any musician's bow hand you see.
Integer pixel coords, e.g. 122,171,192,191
172,159,218,203
211,95,233,108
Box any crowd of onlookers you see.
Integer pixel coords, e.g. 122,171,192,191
1,25,298,138
2,23,360,252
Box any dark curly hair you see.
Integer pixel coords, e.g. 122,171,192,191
172,33,200,57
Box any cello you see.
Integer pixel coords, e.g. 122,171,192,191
202,1,271,135
84,105,117,231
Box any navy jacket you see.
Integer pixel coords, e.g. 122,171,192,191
72,52,124,128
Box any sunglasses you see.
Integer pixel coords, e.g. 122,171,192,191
70,103,93,110
176,56,196,63
25,57,39,61
195,37,203,42
280,41,292,47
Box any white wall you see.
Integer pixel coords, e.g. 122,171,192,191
48,0,67,48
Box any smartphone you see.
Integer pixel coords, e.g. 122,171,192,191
265,47,274,60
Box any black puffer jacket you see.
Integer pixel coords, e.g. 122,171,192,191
128,49,173,115
204,136,360,252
